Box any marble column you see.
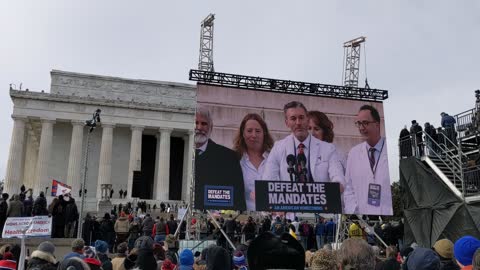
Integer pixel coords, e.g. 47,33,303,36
66,121,85,193
96,123,115,199
33,119,55,196
155,128,172,201
126,125,144,199
4,116,27,195
22,132,38,191
181,131,194,202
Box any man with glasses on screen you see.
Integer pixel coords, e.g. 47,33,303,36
262,101,345,187
345,105,393,215
194,106,246,210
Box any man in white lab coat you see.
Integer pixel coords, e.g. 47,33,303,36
344,105,393,215
262,101,345,186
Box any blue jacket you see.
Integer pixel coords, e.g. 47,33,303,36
326,221,336,236
441,114,456,128
315,222,325,236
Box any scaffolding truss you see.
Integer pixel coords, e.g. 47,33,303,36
198,14,215,72
343,37,366,87
189,69,388,101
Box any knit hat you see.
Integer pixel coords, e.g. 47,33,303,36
433,239,454,259
71,238,85,250
454,236,480,266
115,242,128,255
2,252,13,260
83,246,96,258
162,258,176,270
134,236,154,250
233,251,246,267
406,247,440,270
94,240,108,254
165,234,176,248
400,247,414,258
37,241,55,255
180,249,194,266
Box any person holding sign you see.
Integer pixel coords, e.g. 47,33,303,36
344,105,392,215
194,106,246,210
233,113,274,211
262,101,344,185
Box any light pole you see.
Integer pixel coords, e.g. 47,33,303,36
77,109,101,239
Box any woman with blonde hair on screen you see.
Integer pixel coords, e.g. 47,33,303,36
233,113,274,211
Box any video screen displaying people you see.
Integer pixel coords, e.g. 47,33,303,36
194,84,393,216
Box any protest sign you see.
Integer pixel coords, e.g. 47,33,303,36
2,216,52,238
255,181,342,213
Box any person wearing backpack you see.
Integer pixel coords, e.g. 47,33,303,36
270,216,285,236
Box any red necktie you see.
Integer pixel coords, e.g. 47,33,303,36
298,143,306,182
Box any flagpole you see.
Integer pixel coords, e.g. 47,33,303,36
77,109,101,240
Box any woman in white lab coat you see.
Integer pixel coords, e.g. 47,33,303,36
233,113,274,211
307,111,347,171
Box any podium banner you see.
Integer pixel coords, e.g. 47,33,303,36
255,181,342,213
2,216,52,238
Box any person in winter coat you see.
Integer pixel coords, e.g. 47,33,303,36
166,215,178,236
7,194,23,217
242,216,256,242
128,217,142,250
206,245,231,270
142,214,154,237
410,120,424,156
82,213,95,246
26,241,58,270
49,197,65,238
63,194,79,238
153,217,168,243
114,212,130,252
100,213,115,252
111,242,128,270
0,193,9,234
132,236,158,270
57,257,90,270
23,194,33,217
0,251,17,270
95,240,113,270
32,192,48,216
399,126,412,158
433,239,460,270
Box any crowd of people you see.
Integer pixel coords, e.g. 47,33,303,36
399,112,458,158
0,229,479,270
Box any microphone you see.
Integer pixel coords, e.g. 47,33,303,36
297,153,307,182
286,154,296,182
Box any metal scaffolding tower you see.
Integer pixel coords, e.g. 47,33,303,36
198,14,215,72
343,37,366,87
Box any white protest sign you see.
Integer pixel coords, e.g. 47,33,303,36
2,216,52,238
177,207,187,220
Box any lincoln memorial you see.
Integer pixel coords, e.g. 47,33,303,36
3,70,195,210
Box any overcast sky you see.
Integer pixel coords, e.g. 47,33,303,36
0,1,479,183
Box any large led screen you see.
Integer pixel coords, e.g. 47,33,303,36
193,83,392,215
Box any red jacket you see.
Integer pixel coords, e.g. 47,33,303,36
0,259,17,270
